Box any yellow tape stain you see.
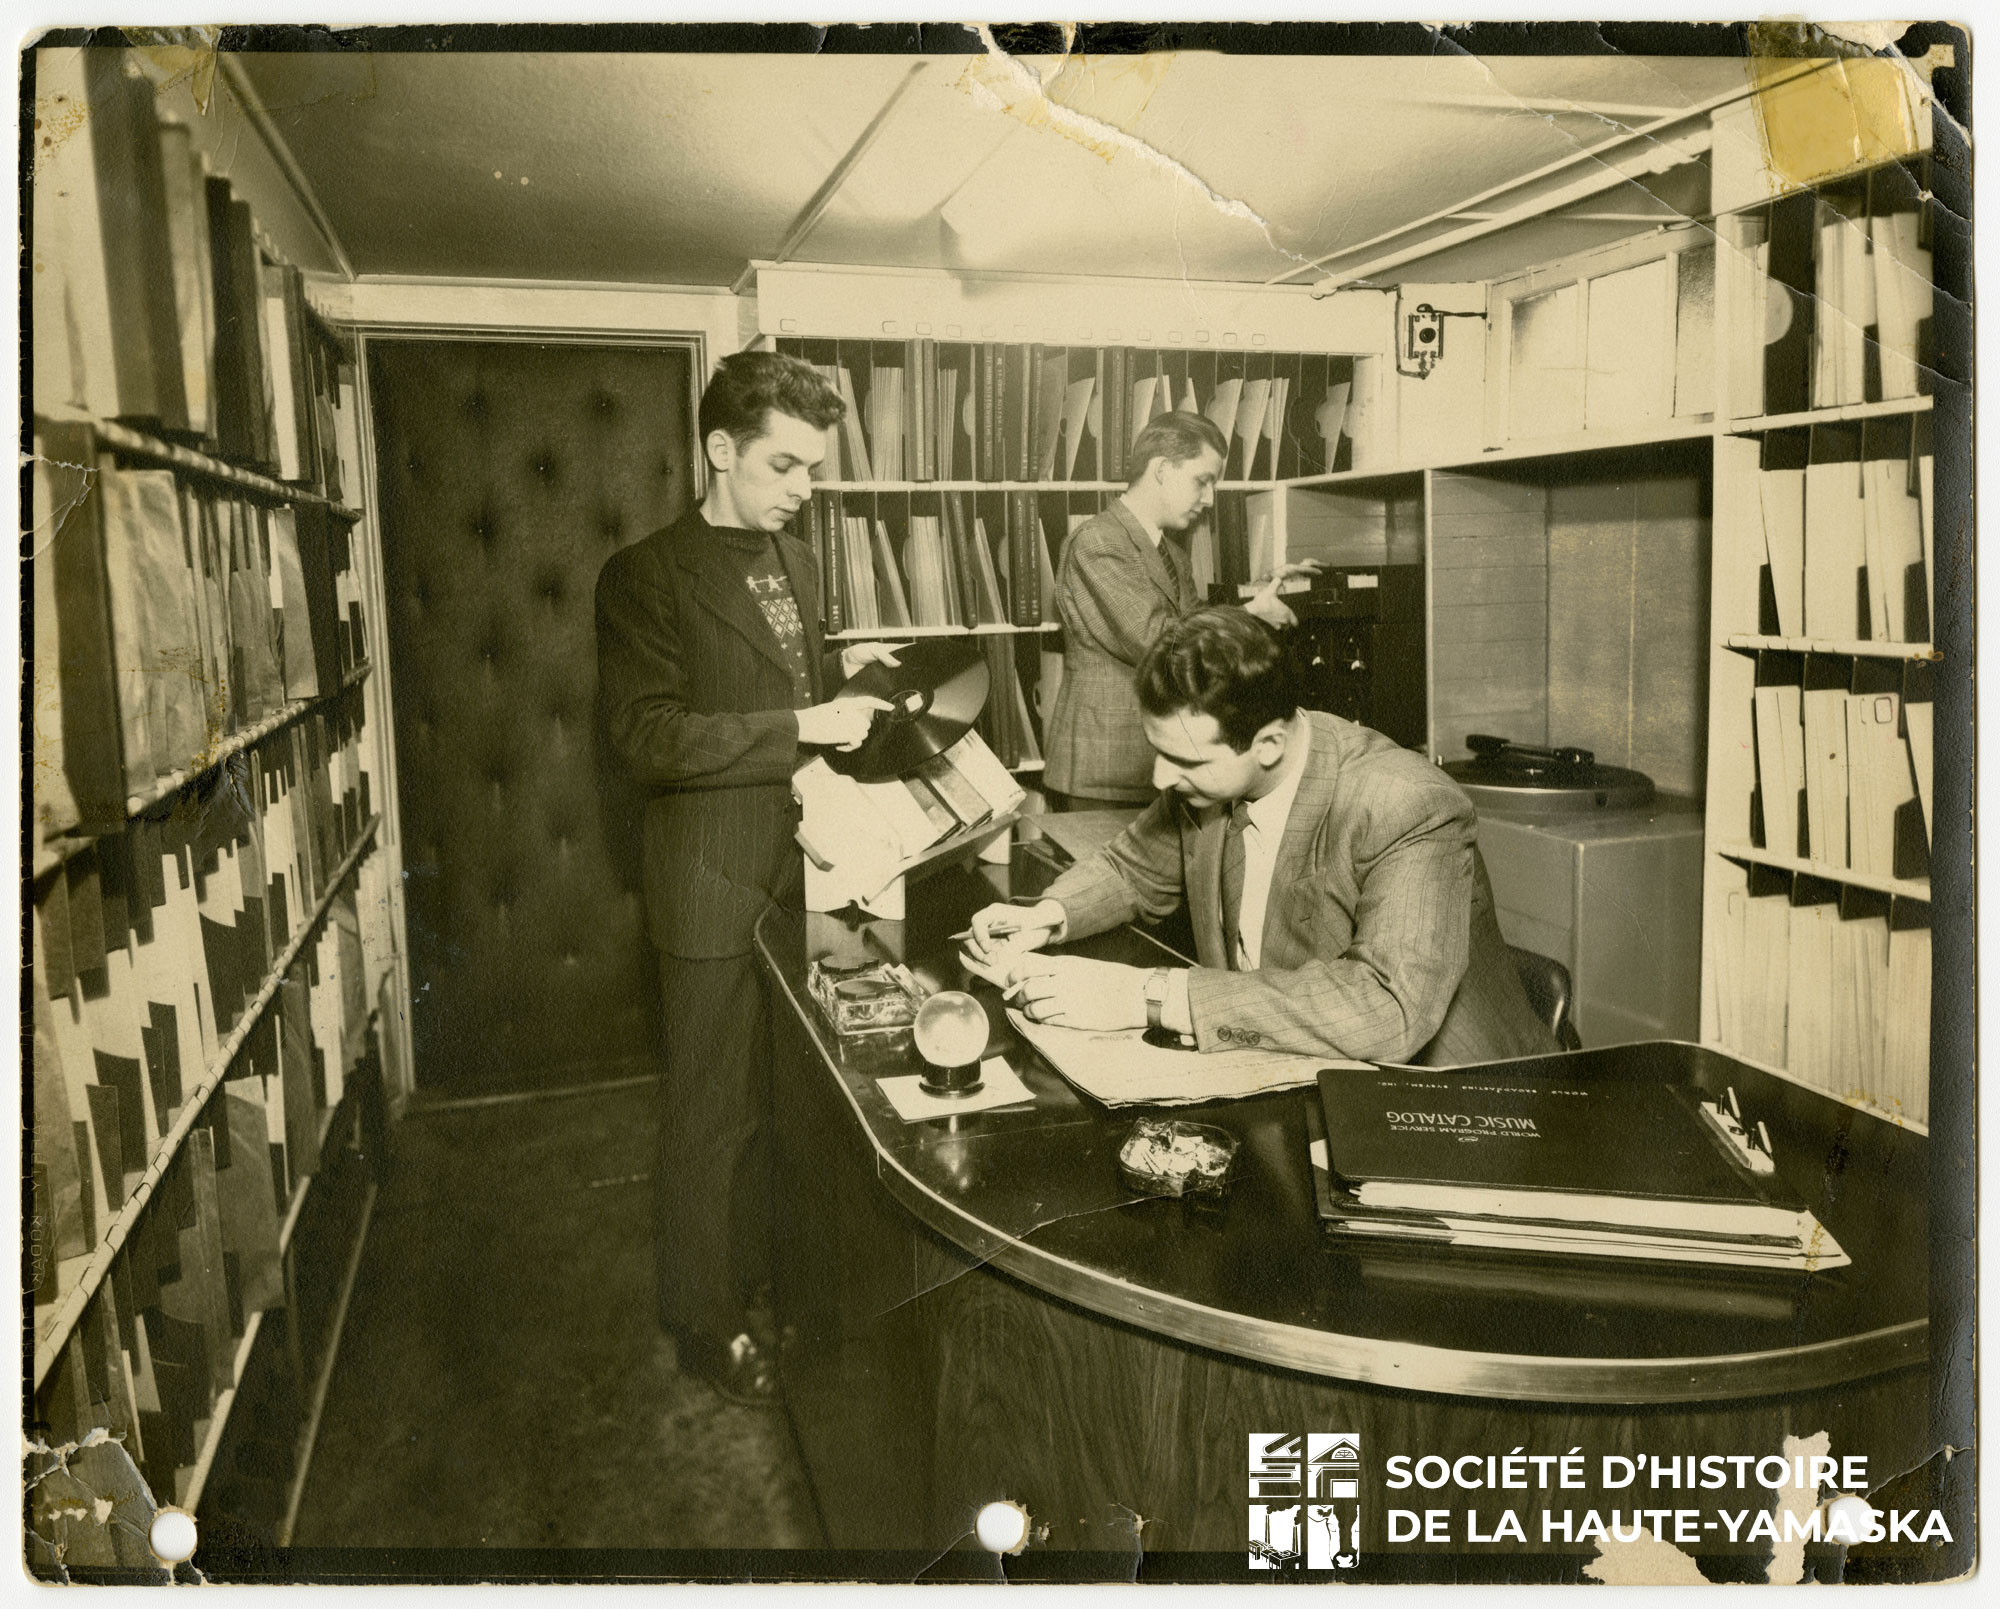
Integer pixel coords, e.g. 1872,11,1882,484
1746,30,1926,190
33,33,221,179
957,49,1176,165
132,34,222,115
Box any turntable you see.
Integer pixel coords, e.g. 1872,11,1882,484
1444,734,1655,817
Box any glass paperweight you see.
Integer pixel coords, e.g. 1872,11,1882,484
913,990,990,1097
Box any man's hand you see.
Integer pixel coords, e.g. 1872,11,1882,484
960,899,1065,968
1003,954,1149,1032
796,695,892,750
839,640,907,681
1244,559,1323,628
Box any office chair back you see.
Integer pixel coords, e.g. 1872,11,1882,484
1509,945,1582,1051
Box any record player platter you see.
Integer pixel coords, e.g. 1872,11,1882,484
1444,734,1655,816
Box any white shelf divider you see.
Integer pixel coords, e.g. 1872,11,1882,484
31,817,383,1390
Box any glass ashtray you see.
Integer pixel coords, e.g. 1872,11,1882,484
1117,1118,1240,1201
808,959,924,1037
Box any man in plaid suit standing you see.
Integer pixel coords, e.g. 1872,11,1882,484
967,607,1554,1067
1043,411,1309,808
596,353,898,1405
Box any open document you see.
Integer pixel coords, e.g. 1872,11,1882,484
1009,1010,1365,1107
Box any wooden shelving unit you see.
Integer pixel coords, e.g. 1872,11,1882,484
1728,393,1934,434
1717,841,1930,903
1724,634,1936,660
58,412,368,517
28,43,403,1533
34,818,383,1385
33,662,376,878
779,333,1376,776
1698,124,1942,1126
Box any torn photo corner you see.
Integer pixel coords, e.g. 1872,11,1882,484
22,18,1972,1588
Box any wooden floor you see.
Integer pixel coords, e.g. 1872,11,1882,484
290,1078,823,1558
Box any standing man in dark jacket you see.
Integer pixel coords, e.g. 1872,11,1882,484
595,352,896,1405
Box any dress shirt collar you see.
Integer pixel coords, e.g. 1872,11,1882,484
1117,494,1165,549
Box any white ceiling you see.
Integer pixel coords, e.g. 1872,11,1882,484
238,50,1752,289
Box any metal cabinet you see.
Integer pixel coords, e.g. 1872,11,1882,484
1476,798,1705,1047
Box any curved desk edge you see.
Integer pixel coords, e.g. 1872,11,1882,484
760,927,1929,1406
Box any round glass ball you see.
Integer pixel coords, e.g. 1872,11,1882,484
914,990,989,1069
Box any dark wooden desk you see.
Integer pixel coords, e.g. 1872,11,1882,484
757,847,1931,1567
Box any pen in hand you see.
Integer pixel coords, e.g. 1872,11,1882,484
947,918,1059,943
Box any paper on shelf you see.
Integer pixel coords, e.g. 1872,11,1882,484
1009,1009,1360,1107
1905,698,1933,844
792,758,907,903
1062,376,1095,480
1233,378,1270,477
1316,380,1351,463
1130,376,1157,441
1204,377,1243,461
1264,376,1291,476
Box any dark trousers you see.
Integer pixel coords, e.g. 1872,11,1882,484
654,950,776,1345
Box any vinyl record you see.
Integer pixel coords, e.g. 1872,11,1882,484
825,637,990,781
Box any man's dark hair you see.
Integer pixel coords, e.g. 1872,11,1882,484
1128,410,1227,483
1137,605,1301,751
699,351,844,460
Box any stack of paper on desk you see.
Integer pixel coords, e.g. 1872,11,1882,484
1009,1011,1363,1106
1313,1065,1848,1273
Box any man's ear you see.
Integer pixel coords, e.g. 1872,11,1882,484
705,428,736,474
1251,719,1289,764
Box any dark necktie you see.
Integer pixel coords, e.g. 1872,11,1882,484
1160,536,1189,604
1219,802,1251,971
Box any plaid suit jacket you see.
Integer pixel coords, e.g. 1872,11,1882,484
1043,498,1198,802
1041,711,1557,1065
595,507,833,959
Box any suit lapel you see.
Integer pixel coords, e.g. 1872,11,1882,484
1107,499,1182,608
1260,714,1343,962
672,519,794,681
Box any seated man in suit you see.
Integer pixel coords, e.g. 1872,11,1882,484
1043,411,1312,808
966,607,1554,1065
596,351,899,1406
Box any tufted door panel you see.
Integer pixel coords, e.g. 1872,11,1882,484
369,339,693,1094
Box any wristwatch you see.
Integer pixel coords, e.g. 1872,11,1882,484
1143,968,1171,1032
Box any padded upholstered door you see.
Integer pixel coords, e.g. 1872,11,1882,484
369,338,694,1094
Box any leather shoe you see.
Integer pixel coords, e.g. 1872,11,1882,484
745,1284,780,1352
685,1329,782,1409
